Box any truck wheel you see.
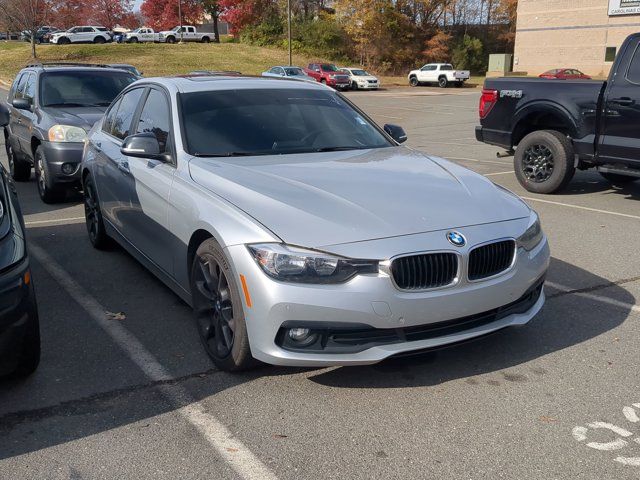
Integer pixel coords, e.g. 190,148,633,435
166,36,176,44
514,130,575,194
438,76,448,88
201,36,210,43
129,37,138,43
58,37,70,45
409,76,419,87
599,172,638,186
93,36,106,44
35,146,65,204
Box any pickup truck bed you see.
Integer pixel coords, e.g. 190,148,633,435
475,32,640,193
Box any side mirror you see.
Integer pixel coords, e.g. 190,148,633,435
384,124,407,144
314,68,321,72
121,133,163,159
0,104,9,127
12,98,31,111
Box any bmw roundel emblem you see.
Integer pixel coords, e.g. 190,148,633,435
446,231,466,247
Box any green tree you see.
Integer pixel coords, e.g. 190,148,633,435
452,34,485,73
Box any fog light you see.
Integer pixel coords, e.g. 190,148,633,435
288,328,311,342
61,162,76,174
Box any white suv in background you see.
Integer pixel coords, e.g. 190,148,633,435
50,26,112,44
339,67,381,90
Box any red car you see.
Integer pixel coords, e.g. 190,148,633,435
303,63,351,90
539,68,591,80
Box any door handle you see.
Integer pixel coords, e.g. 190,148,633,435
118,161,130,174
610,97,635,106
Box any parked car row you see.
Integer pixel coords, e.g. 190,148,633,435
1,62,550,377
262,63,381,91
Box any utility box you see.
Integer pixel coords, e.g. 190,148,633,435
487,54,513,76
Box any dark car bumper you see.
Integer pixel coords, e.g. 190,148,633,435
475,126,512,149
41,141,83,186
0,233,36,376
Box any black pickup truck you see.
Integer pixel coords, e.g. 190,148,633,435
476,32,640,193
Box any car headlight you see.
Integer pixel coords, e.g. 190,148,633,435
48,125,87,143
517,213,544,251
248,243,378,284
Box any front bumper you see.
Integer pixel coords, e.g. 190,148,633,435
227,219,550,367
41,141,83,186
357,82,380,89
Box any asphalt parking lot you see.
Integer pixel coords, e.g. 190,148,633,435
1,85,640,480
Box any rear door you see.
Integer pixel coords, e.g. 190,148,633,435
598,40,640,167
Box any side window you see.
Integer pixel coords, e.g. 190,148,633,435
13,73,29,100
103,97,122,134
23,74,36,103
135,89,171,154
626,45,640,84
9,73,24,101
111,89,144,140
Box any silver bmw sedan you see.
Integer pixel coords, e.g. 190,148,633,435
81,75,550,371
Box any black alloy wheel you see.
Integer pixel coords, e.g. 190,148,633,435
409,76,419,87
193,256,236,360
83,177,110,249
438,76,448,88
522,144,555,183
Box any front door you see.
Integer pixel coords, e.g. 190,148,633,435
120,87,175,274
598,42,640,168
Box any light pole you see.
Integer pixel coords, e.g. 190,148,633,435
178,0,184,43
287,0,292,66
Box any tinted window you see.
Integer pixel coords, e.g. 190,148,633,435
135,89,171,153
627,46,640,84
179,88,392,157
440,64,453,70
103,97,122,134
39,71,135,107
422,65,437,71
111,89,144,139
9,73,25,100
321,64,338,72
23,73,36,102
284,67,304,76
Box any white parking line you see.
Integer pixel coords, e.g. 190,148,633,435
521,197,640,221
547,280,640,313
29,244,278,480
484,171,514,176
445,156,511,166
25,216,85,226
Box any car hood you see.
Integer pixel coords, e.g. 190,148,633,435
42,106,108,130
188,147,530,248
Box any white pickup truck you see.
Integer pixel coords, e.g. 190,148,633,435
408,63,470,88
124,28,160,43
158,26,212,44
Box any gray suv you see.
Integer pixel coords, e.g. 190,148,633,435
4,63,136,203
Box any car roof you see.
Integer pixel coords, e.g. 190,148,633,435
20,63,134,74
146,75,328,93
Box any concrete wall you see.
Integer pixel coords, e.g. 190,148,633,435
514,0,640,77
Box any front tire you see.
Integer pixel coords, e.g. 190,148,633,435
6,138,30,181
599,171,638,187
57,37,70,45
6,291,40,379
166,36,176,44
514,130,576,194
409,76,419,87
83,175,111,249
34,146,65,203
190,239,256,372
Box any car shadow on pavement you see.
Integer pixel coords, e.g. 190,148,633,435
11,176,83,216
555,170,640,198
308,257,633,388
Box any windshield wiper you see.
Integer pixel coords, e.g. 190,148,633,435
315,146,368,152
192,152,255,157
90,102,113,107
43,102,88,107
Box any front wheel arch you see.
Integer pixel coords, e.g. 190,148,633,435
187,229,214,281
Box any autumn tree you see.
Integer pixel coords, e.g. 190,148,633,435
422,30,452,63
0,0,49,57
141,0,204,31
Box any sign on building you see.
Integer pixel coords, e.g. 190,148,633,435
609,0,640,15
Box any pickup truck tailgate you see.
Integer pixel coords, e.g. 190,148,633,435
455,70,470,79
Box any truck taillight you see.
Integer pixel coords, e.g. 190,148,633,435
479,88,498,119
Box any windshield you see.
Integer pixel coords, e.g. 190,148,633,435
180,88,393,157
39,71,136,107
351,69,369,76
284,67,304,76
321,64,339,72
